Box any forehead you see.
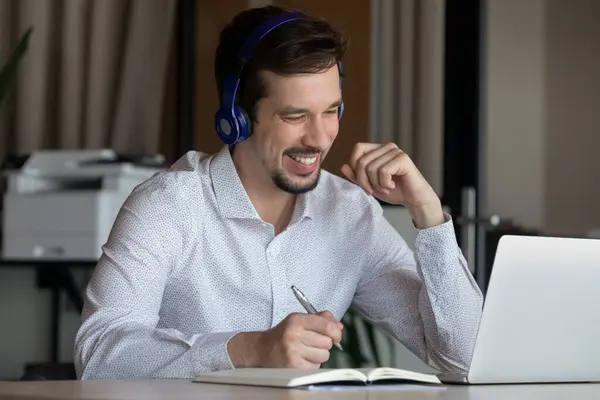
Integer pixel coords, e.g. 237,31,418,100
259,67,341,106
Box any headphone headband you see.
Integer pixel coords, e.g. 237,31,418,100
215,11,344,145
238,11,306,63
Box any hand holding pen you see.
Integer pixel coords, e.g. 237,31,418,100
226,287,344,369
291,285,344,351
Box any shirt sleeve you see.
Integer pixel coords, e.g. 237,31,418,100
73,179,238,379
351,203,484,374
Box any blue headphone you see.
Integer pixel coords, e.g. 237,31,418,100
214,11,344,145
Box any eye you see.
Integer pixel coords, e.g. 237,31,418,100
325,109,338,115
283,115,306,122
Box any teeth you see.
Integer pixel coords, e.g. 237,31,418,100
290,155,317,165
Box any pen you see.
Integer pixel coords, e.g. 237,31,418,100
290,285,344,352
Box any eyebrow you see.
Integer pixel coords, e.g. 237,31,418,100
277,99,343,116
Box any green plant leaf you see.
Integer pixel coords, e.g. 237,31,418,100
325,307,399,369
363,319,383,366
325,307,378,369
0,27,33,110
342,311,367,367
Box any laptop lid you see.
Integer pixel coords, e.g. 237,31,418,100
466,235,600,384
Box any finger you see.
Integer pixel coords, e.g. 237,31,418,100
300,330,334,350
301,346,331,366
317,310,344,329
366,148,402,192
352,143,399,194
340,164,356,184
348,143,386,168
347,144,382,193
378,152,412,180
316,310,334,321
349,142,398,170
302,315,342,344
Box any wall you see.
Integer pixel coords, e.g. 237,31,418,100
544,0,600,236
482,0,546,231
483,0,600,236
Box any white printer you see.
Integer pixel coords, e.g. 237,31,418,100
2,149,165,261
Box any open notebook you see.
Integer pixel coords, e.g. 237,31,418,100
193,367,441,388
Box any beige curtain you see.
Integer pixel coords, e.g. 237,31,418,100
372,0,445,195
0,0,176,159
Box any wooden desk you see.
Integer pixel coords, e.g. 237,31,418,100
1,380,600,400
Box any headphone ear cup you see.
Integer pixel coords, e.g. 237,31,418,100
232,105,251,143
215,108,240,145
239,107,252,139
338,101,344,120
337,62,344,120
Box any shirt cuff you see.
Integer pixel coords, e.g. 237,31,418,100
414,212,460,259
414,211,452,230
191,331,238,375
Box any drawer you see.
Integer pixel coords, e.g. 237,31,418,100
4,193,100,233
3,233,100,261
3,192,129,234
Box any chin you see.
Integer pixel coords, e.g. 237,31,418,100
272,169,321,194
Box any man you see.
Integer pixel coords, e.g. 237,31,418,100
74,5,483,379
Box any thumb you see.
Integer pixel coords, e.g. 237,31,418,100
340,164,356,183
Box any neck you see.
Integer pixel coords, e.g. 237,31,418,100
231,144,296,234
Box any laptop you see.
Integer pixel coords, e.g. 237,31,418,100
439,234,600,384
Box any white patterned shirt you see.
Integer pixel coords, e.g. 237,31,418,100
74,145,483,380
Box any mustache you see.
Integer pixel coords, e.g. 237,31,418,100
284,147,322,156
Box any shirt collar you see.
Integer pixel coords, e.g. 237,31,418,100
209,146,315,221
291,190,314,223
210,146,260,220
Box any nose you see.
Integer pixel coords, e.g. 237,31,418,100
302,116,337,151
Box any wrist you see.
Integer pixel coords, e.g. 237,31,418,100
227,331,263,368
408,199,445,229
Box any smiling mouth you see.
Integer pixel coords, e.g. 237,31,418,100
287,154,318,166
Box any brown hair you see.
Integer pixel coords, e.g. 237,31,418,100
214,6,348,121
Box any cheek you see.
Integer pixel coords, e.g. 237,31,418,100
254,121,286,149
268,123,301,149
254,129,290,165
326,118,340,140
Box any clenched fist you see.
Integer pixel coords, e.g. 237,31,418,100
227,311,343,369
341,142,445,228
